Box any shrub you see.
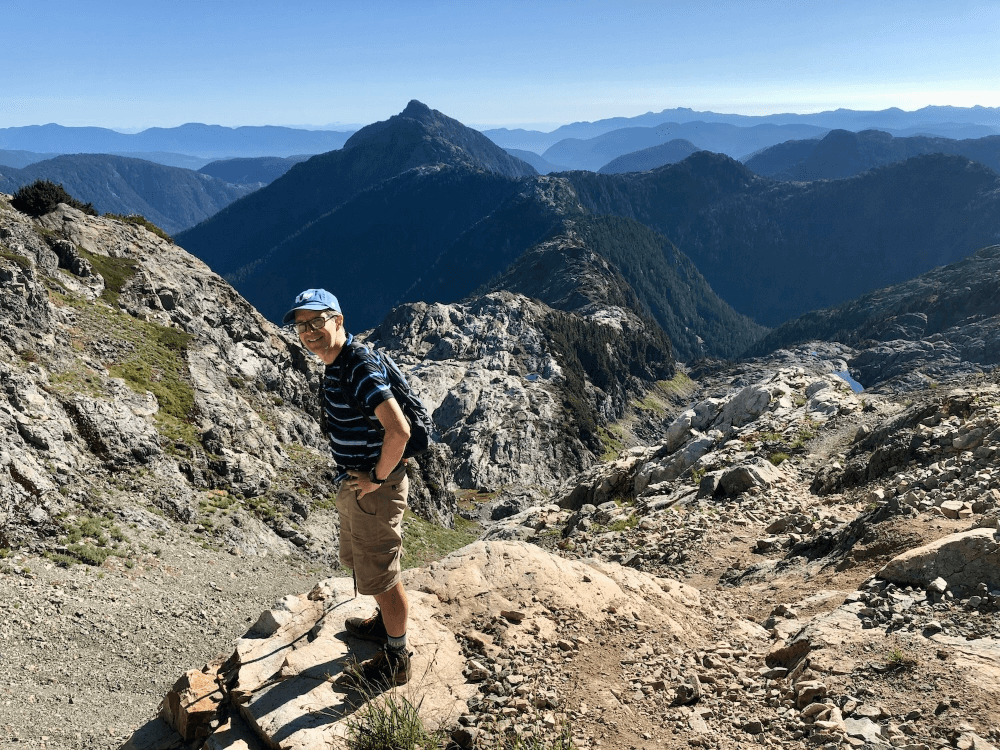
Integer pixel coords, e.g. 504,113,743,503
11,180,97,217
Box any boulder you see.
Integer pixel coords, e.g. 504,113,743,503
720,460,783,496
877,528,1000,595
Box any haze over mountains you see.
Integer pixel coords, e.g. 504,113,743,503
540,121,828,170
0,123,353,159
481,104,1000,152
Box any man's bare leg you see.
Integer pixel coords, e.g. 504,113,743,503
373,581,409,638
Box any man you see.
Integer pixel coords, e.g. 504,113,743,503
283,288,412,687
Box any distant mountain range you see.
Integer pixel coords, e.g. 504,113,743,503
0,123,354,159
563,151,1000,326
0,149,61,169
197,156,312,186
597,139,700,174
175,101,762,361
744,129,1000,180
481,104,1000,153
0,154,257,235
540,122,829,169
503,149,569,174
168,101,1000,366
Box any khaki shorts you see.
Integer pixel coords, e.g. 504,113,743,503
335,462,408,596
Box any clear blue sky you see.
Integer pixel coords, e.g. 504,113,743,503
4,0,999,132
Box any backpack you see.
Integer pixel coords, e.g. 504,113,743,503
333,340,434,459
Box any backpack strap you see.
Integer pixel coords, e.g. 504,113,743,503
337,340,385,436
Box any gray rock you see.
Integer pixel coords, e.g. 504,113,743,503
844,716,885,744
720,460,783,496
878,529,1000,595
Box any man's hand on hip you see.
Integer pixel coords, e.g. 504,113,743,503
346,470,380,498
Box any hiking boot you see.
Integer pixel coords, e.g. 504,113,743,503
341,646,411,688
345,609,388,644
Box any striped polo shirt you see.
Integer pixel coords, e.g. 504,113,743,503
321,334,394,470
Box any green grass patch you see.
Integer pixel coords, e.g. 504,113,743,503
51,291,196,436
343,690,442,750
631,395,666,414
0,248,32,273
53,513,131,567
597,423,625,461
75,248,139,306
769,452,790,466
244,495,278,521
401,510,479,569
656,371,695,397
104,213,173,244
607,514,638,532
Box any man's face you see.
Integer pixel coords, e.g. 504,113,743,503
295,308,338,357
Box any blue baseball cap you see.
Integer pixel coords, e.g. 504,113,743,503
282,288,342,325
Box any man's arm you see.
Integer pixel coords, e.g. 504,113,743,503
351,397,410,497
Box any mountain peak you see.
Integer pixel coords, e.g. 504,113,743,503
341,102,537,179
400,99,433,119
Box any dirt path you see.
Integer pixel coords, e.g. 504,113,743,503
0,516,344,750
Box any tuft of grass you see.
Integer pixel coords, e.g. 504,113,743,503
104,213,173,243
886,646,916,670
65,543,112,567
0,248,32,272
53,513,132,567
76,249,139,306
244,495,278,521
342,690,441,750
401,510,479,569
769,452,790,466
607,514,638,532
691,465,707,486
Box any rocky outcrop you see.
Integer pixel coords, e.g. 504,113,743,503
369,290,672,497
877,528,1000,595
0,199,451,561
136,541,703,749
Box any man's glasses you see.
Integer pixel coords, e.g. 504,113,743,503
292,313,335,334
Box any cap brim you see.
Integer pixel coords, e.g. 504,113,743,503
281,302,329,325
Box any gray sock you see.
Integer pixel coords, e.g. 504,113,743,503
387,632,407,652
